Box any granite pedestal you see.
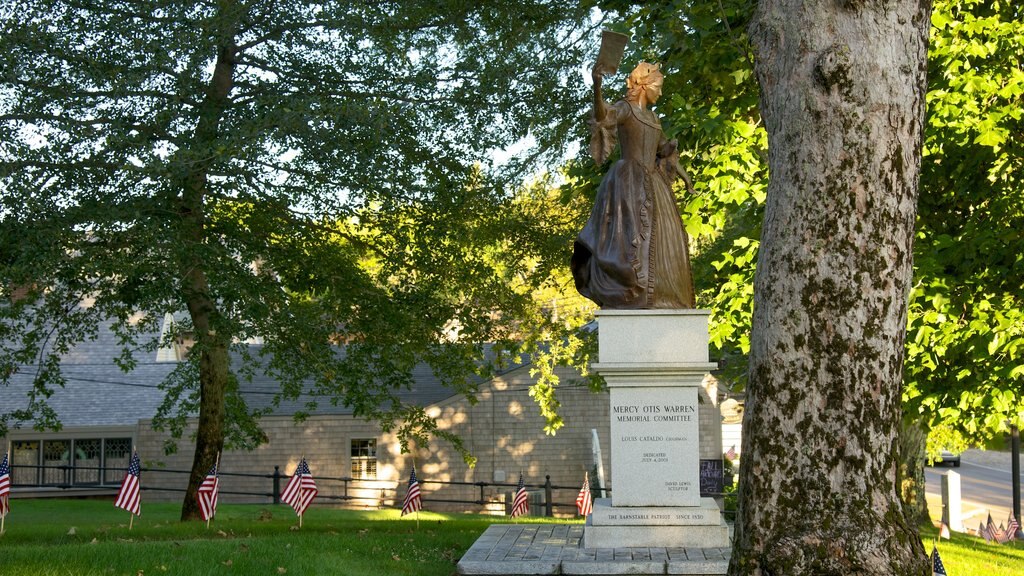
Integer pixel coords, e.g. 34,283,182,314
456,310,731,575
584,310,729,557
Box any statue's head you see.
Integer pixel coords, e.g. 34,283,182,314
626,62,664,105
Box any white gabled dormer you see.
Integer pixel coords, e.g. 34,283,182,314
155,312,194,362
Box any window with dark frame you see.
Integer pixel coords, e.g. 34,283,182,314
8,436,133,487
73,439,102,485
42,440,70,485
350,439,377,479
103,438,133,484
11,440,40,485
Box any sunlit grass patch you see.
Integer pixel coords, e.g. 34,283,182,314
1,499,573,576
3,500,1021,575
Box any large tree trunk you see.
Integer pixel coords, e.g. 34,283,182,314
179,270,230,521
177,12,239,520
730,1,931,574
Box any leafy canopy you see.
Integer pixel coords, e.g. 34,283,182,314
0,0,598,459
594,0,1024,448
903,0,1024,452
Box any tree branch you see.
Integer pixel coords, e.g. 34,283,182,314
0,113,174,142
6,78,193,105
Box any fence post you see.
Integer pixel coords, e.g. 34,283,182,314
272,465,281,504
545,475,553,517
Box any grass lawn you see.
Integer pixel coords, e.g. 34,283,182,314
919,522,1024,576
1,499,572,576
1,500,1021,575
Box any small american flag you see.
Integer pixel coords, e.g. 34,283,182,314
987,512,1001,544
725,445,737,460
196,463,220,522
401,467,422,516
930,544,947,576
510,472,529,518
280,458,318,516
1005,514,1019,541
0,451,11,517
998,513,1018,543
576,472,593,517
938,521,950,539
979,520,992,542
114,451,142,516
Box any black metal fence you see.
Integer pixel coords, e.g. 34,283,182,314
11,463,737,520
9,463,614,517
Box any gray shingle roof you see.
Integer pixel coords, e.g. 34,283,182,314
233,344,528,416
3,319,175,428
229,347,468,417
3,317,529,428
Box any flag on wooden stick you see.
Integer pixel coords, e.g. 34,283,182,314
979,520,993,543
511,472,529,518
576,472,593,517
401,466,422,516
1004,513,1019,542
281,457,318,517
197,460,220,523
725,445,737,461
114,451,142,517
0,451,11,520
996,512,1019,543
930,543,947,576
987,512,1001,544
938,521,950,540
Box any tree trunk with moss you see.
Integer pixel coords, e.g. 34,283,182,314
898,420,930,526
729,1,932,574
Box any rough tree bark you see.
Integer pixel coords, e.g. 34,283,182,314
730,1,932,574
898,420,930,527
177,18,239,521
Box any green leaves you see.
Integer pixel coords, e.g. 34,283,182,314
927,0,1024,154
594,0,765,384
0,1,596,455
598,0,1022,446
904,0,1024,446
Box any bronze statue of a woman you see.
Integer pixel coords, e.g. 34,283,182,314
571,61,696,309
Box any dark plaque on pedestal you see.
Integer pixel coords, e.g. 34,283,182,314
699,459,724,496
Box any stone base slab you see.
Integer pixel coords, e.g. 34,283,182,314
457,524,730,575
596,310,712,364
584,516,731,549
590,498,721,526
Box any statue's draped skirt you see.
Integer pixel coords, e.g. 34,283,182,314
571,102,694,309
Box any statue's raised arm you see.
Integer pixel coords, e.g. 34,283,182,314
571,60,696,309
592,64,609,122
588,63,620,166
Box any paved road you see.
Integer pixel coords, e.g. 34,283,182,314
924,449,1023,531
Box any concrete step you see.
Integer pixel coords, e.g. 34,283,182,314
457,524,731,575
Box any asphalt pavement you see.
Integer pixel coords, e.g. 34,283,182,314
924,449,1023,533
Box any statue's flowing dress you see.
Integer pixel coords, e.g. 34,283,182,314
571,100,695,309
